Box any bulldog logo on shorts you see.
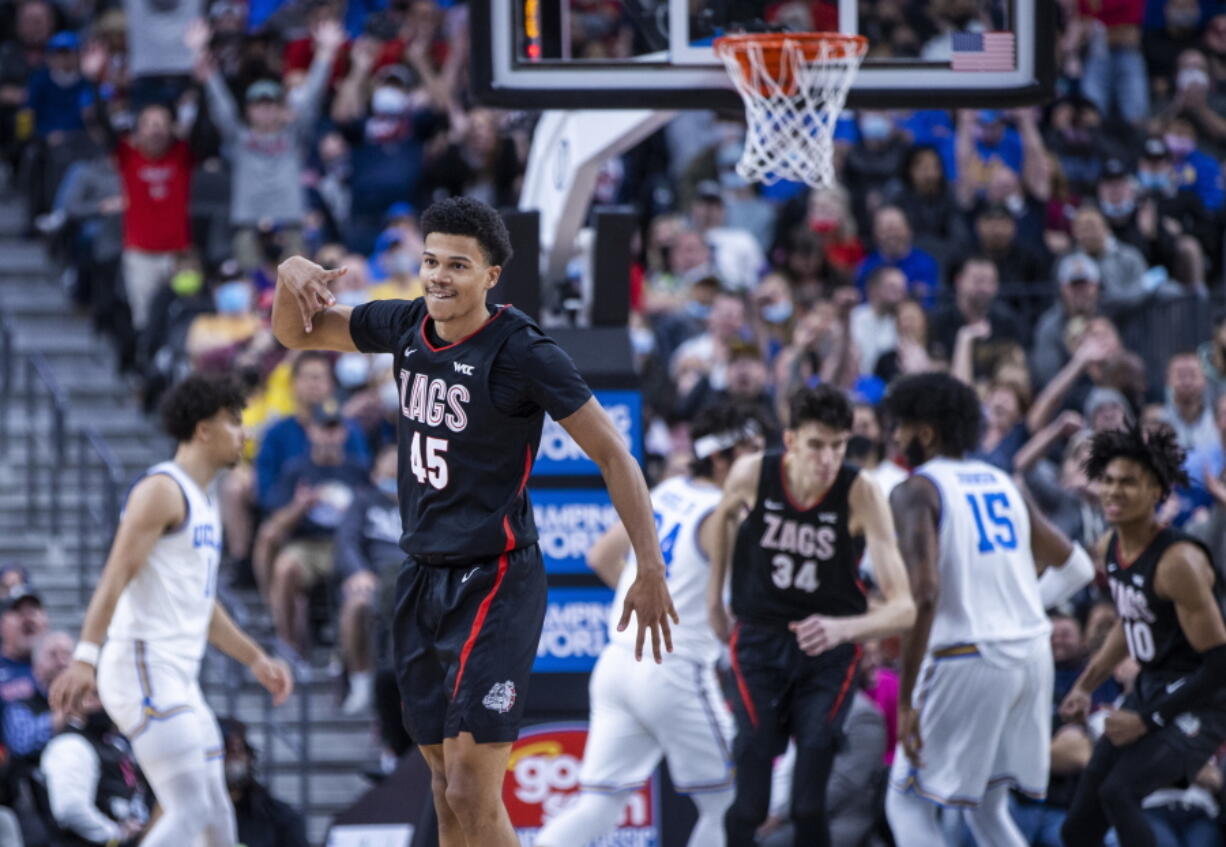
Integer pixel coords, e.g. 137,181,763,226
483,681,516,714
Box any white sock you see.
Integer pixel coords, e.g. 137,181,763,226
686,788,733,847
963,783,1026,847
535,790,631,847
886,785,948,847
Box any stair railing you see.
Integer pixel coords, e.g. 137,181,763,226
76,426,123,606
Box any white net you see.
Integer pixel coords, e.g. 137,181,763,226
715,34,867,189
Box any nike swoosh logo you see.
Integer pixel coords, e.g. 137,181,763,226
764,499,784,510
461,568,479,583
404,347,416,357
1167,678,1187,694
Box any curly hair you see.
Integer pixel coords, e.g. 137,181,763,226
788,384,854,432
160,374,246,443
884,373,982,456
1084,422,1188,500
420,197,513,267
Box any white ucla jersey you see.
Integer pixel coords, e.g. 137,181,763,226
916,458,1049,650
609,476,723,664
108,461,222,667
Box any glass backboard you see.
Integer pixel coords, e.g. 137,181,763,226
470,0,1052,109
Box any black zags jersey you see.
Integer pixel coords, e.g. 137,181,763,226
731,454,867,626
349,299,591,561
1106,527,1222,675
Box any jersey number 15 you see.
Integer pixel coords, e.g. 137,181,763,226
965,491,1018,553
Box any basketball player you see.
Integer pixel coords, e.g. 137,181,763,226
50,375,294,847
537,403,766,847
1060,425,1226,847
707,384,916,847
270,196,675,847
881,373,1093,847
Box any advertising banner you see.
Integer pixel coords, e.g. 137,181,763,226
534,587,615,673
534,390,642,476
531,488,619,574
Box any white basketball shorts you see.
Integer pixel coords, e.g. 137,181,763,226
889,636,1053,807
97,639,224,785
579,643,734,795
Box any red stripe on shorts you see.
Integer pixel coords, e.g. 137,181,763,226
828,643,863,722
451,517,517,699
728,625,759,729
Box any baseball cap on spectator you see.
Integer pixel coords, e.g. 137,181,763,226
1140,136,1170,161
1084,387,1130,421
309,402,344,428
1058,252,1101,286
1101,158,1128,180
374,64,415,88
246,80,283,103
47,31,78,51
385,202,416,222
695,180,724,203
1,585,42,614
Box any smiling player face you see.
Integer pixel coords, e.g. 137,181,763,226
420,232,501,324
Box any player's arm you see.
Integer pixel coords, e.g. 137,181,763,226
559,398,678,662
1138,543,1226,729
587,521,632,589
208,602,293,706
889,475,941,767
1061,619,1128,723
49,475,184,715
791,474,916,654
707,452,762,644
1027,493,1094,609
271,255,357,351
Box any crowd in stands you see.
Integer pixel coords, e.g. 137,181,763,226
1,0,1226,842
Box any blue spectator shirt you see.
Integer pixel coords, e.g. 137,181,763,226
26,69,90,137
1173,151,1224,213
0,657,51,756
256,416,371,510
854,248,941,307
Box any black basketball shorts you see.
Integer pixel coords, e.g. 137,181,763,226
727,622,861,757
392,544,547,746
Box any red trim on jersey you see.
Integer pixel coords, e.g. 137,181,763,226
728,625,759,729
779,453,836,512
828,643,863,722
1114,528,1162,570
420,304,510,353
451,517,517,699
516,446,533,497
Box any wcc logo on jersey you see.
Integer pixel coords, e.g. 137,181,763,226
396,368,471,432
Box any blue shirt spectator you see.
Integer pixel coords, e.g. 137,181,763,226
27,33,90,137
854,206,940,306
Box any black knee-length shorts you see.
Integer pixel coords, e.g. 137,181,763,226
391,544,547,746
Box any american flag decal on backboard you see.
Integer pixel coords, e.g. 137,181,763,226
951,31,1015,71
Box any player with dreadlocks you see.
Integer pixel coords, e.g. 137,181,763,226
1061,424,1226,847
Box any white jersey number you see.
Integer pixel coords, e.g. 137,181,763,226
771,553,820,593
1123,619,1156,662
409,431,449,490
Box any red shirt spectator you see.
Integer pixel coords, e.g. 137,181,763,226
1077,0,1144,27
115,137,192,252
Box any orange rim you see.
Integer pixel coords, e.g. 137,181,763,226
714,33,867,92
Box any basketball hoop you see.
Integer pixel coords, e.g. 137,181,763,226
714,33,868,190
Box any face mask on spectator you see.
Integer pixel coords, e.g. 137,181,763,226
859,114,893,142
336,353,371,389
762,301,794,324
214,281,252,315
372,86,411,116
1100,197,1135,219
686,300,712,320
377,477,398,496
1177,67,1211,90
335,289,368,307
380,379,401,414
225,760,251,788
1164,134,1195,158
171,269,204,297
1138,171,1170,192
1167,8,1202,29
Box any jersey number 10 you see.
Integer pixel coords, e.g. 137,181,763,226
965,492,1018,553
